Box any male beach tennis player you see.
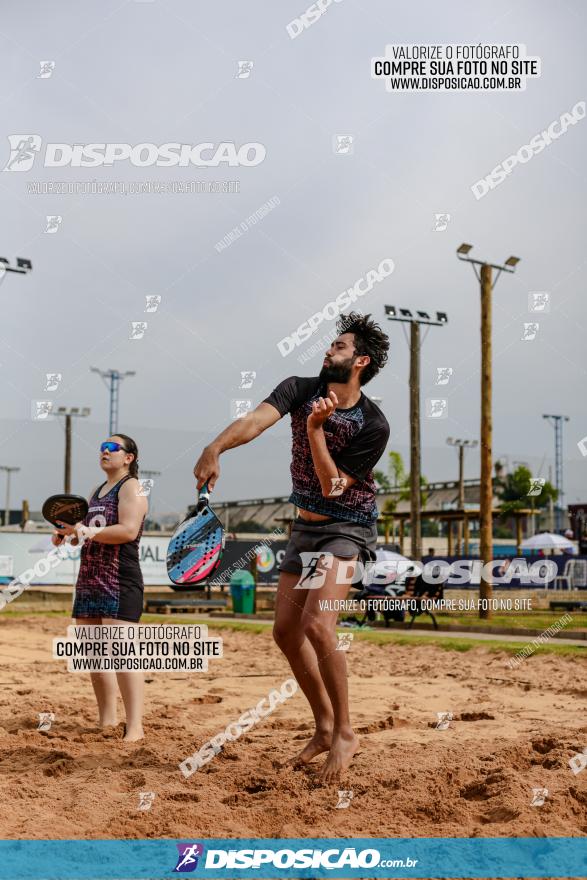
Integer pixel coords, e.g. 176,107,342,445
194,312,390,780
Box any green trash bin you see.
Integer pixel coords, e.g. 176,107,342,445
230,569,255,614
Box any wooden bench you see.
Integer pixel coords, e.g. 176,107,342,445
145,598,228,615
549,600,587,612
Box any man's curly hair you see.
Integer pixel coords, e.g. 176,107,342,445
336,312,390,385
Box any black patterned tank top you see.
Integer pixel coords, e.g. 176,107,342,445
75,475,145,595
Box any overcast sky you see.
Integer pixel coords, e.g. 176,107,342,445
0,0,586,522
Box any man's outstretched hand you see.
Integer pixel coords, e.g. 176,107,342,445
307,391,338,430
193,445,220,491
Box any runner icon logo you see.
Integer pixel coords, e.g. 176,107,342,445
174,843,204,872
435,367,453,385
436,711,452,730
336,789,354,808
138,791,156,811
433,213,451,232
569,748,587,775
37,712,55,732
530,787,548,807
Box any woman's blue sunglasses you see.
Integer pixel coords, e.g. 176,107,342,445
100,441,128,453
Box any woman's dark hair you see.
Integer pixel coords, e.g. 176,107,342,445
114,433,139,478
336,311,390,385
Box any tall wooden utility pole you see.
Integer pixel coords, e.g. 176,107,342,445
456,244,521,620
55,407,91,494
409,322,422,560
384,306,448,561
479,263,493,618
64,414,72,494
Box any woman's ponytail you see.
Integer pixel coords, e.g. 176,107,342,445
114,433,139,478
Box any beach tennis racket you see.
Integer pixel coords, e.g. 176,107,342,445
42,494,89,527
166,482,225,586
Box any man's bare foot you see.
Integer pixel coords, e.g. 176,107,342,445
320,731,359,782
122,723,144,743
291,730,332,765
98,717,118,728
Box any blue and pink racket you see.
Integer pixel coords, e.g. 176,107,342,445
166,482,225,586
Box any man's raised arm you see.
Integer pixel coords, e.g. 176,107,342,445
193,402,282,490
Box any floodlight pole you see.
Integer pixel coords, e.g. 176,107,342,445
456,245,520,619
480,262,493,605
542,414,569,531
447,438,478,554
0,466,20,526
91,368,136,435
55,408,91,493
385,307,448,560
0,256,33,281
409,322,422,560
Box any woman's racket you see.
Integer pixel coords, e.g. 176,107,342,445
42,494,89,527
166,482,225,586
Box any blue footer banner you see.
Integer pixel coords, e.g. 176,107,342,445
0,838,586,879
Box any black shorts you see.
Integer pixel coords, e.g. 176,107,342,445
278,516,378,576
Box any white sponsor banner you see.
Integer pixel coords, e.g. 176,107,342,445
0,532,169,585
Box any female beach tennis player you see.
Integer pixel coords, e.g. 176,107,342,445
52,434,148,742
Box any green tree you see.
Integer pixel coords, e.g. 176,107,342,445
496,465,558,517
232,519,271,533
373,469,392,492
388,451,405,488
380,451,429,526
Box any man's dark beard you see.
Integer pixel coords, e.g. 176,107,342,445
319,357,355,384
